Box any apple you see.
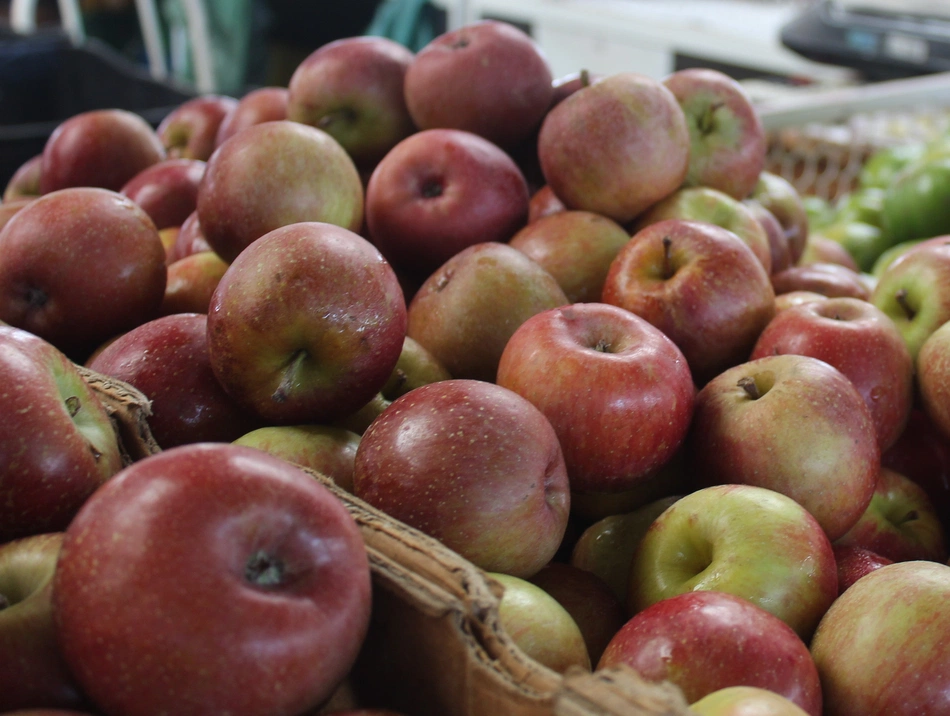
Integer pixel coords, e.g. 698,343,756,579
598,590,822,714
774,290,827,313
797,233,861,271
214,86,289,148
0,187,167,360
86,312,263,449
810,560,950,715
287,36,416,169
662,67,767,200
156,94,238,161
207,221,406,425
629,484,839,641
40,109,165,194
352,379,571,578
631,186,772,274
528,184,566,223
196,120,364,264
883,409,950,533
0,198,32,233
52,442,372,716
158,250,229,315
749,172,810,265
537,71,689,225
602,218,775,386
508,210,631,303
120,157,206,230
406,241,567,383
832,544,894,595
404,20,553,150
916,318,950,442
690,686,811,716
489,572,591,673
745,199,793,275
550,69,604,108
749,296,914,451
771,261,872,301
364,128,530,282
687,354,880,542
3,154,42,202
0,533,84,711
0,325,124,541
158,226,180,263
168,209,211,263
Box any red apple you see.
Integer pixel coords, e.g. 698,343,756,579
538,71,689,225
528,184,566,223
120,157,205,230
159,250,229,315
52,442,372,716
798,233,861,271
0,187,167,360
168,209,211,263
40,109,165,194
832,544,894,595
364,128,530,281
771,262,872,300
157,94,238,161
3,154,43,202
773,290,827,314
602,218,775,386
196,120,364,264
214,86,289,148
662,67,767,200
916,318,950,442
287,36,416,169
352,379,571,578
549,69,604,108
404,20,553,150
0,198,32,233
749,172,810,265
883,408,950,531
745,199,793,274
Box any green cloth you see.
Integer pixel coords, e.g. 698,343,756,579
364,0,439,52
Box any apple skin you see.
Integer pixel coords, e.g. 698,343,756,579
0,187,167,360
662,67,767,201
168,209,211,263
364,128,530,282
207,222,407,425
214,86,289,148
288,36,416,169
352,379,571,578
602,218,775,386
40,109,165,194
690,686,812,716
688,354,880,542
3,154,43,202
749,172,810,265
598,590,822,714
771,262,872,301
0,533,85,711
196,120,364,264
810,560,950,715
496,302,694,494
750,296,914,451
508,210,631,303
404,20,553,150
629,484,839,641
52,442,372,716
0,198,32,233
833,544,894,595
538,72,689,225
120,158,206,230
550,69,604,108
528,184,567,223
86,312,263,449
159,250,229,315
798,233,861,271
916,319,950,443
157,94,238,161
745,199,793,274
774,290,827,314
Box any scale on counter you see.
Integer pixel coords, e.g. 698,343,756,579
781,0,950,79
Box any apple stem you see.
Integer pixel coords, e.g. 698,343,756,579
697,102,724,137
662,236,674,279
245,550,285,588
737,375,761,400
580,68,591,87
65,396,80,417
895,288,916,320
900,509,920,524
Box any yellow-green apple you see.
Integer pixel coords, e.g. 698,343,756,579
797,233,862,271
3,154,42,202
749,296,914,451
489,572,591,673
602,218,775,386
598,590,821,714
0,325,123,541
871,239,950,360
168,209,211,263
214,86,288,148
632,186,772,274
0,533,83,711
364,128,530,282
629,484,838,640
537,72,689,225
496,302,695,494
158,250,229,315
87,312,262,449
0,198,31,233
528,562,627,666
352,379,571,578
745,199,793,274
570,495,681,602
810,560,950,715
749,172,809,265
196,120,364,263
119,157,205,230
771,262,872,300
528,184,566,223
207,222,406,424
834,467,947,563
404,20,553,150
508,210,631,303
690,686,811,716
287,36,416,170
52,442,372,716
916,319,950,442
687,354,879,541
832,544,893,595
406,241,567,382
661,67,766,200
40,109,165,193
233,425,361,493
156,94,238,161
158,226,179,264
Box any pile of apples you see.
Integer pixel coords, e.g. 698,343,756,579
2,16,950,716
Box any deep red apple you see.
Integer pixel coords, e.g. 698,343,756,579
771,261,872,300
749,172,810,265
120,157,206,230
832,544,894,595
157,94,238,161
214,86,289,148
168,209,211,263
